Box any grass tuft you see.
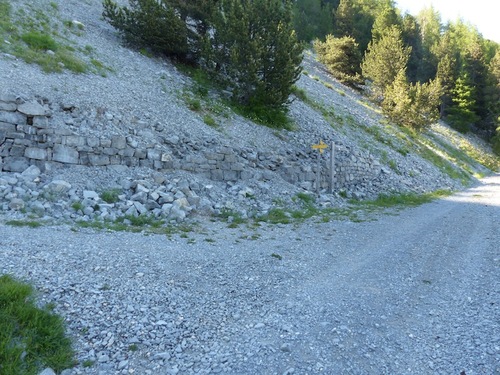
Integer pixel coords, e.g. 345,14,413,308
0,274,75,374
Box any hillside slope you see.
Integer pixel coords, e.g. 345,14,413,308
1,0,498,222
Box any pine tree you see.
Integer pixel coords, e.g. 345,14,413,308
383,69,441,129
401,14,424,83
334,0,375,54
416,6,442,82
292,0,333,42
203,0,303,110
446,72,480,132
314,35,363,86
371,3,400,42
102,0,190,60
361,26,411,100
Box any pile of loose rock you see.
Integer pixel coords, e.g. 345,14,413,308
0,163,329,225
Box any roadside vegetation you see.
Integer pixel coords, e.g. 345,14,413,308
0,0,110,75
0,274,74,375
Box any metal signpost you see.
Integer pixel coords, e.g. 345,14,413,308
311,140,335,194
311,140,327,194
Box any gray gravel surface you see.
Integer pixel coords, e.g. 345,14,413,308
1,174,499,374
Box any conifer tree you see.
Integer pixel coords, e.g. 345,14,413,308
382,69,441,129
314,35,362,86
203,0,303,110
361,26,411,100
292,0,333,42
102,0,190,60
446,72,480,132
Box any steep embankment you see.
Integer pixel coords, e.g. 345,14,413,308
0,0,498,224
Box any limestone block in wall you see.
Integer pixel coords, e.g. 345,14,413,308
134,149,147,159
211,169,224,181
0,111,26,125
122,147,135,157
24,147,48,160
32,116,49,128
86,137,100,147
231,162,244,171
9,144,26,157
63,135,86,147
139,159,153,168
111,136,127,149
53,144,79,164
2,156,30,172
223,170,238,181
204,152,224,161
0,102,17,111
53,128,74,136
0,122,17,135
17,101,48,116
223,154,238,163
240,170,253,180
16,123,36,135
161,152,172,162
100,139,112,147
102,147,118,156
88,154,110,166
0,94,17,102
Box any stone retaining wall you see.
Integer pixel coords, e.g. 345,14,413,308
0,94,381,192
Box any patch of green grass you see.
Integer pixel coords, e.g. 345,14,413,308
82,359,95,367
218,209,247,226
291,85,308,101
354,190,452,209
21,31,58,51
128,344,138,352
258,208,292,224
231,102,294,130
0,1,108,75
5,220,42,228
0,274,75,374
293,192,316,205
100,189,121,204
459,139,500,171
203,114,219,129
417,143,471,184
71,201,83,211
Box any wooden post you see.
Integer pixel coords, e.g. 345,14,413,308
329,141,335,194
316,153,321,194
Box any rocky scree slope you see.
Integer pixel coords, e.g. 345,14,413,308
0,0,496,225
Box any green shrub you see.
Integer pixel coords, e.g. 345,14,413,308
21,31,58,51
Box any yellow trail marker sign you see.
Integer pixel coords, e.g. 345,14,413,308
312,140,328,154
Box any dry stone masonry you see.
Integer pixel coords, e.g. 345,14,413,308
0,94,382,193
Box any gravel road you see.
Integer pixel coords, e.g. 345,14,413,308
1,175,499,375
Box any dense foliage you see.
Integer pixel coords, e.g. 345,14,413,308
103,0,302,120
309,0,499,143
203,0,302,109
314,35,362,86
